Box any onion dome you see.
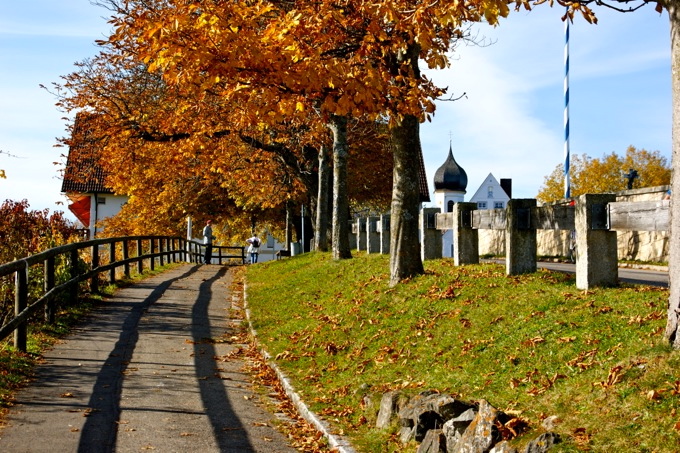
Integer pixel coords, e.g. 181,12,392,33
434,145,468,192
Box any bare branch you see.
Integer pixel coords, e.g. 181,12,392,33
436,91,467,102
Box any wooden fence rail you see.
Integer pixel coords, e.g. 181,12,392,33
0,236,246,352
432,195,670,289
354,194,670,291
185,240,247,265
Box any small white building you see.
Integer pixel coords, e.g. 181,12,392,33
468,173,511,210
61,113,128,238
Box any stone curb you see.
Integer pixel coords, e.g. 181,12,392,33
243,283,357,453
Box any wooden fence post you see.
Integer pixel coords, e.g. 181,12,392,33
109,241,116,285
137,239,143,274
91,244,99,293
420,207,442,261
366,217,381,254
170,238,176,263
123,240,130,278
44,256,55,323
453,202,479,266
70,249,79,302
14,265,28,351
159,238,165,267
356,218,367,251
506,199,537,275
378,215,390,254
150,238,155,271
575,193,618,289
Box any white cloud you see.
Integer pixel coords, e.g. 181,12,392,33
421,5,671,202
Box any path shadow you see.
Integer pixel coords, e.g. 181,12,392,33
191,266,256,451
77,266,199,452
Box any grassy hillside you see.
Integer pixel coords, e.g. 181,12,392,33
245,252,679,452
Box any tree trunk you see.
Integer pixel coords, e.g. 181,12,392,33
328,115,352,259
388,42,425,286
315,144,331,252
665,2,680,346
389,114,424,285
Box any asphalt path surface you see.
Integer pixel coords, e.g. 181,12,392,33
536,261,669,287
0,264,297,453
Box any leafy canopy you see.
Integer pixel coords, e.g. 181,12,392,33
537,146,671,203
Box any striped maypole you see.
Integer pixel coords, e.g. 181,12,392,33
563,14,571,199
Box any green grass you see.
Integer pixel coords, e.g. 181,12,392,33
245,252,679,452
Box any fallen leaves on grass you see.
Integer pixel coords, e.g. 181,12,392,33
426,284,458,300
496,417,530,440
274,350,299,361
566,348,599,371
572,427,592,448
521,337,545,348
592,365,625,389
668,380,680,396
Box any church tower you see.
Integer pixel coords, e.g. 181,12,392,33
433,143,468,257
434,143,468,212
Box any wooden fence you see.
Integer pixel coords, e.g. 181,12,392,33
0,236,246,352
353,194,669,290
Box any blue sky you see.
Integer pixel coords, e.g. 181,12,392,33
0,1,671,222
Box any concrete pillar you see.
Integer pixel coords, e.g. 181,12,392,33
348,220,357,250
506,199,537,275
378,214,390,254
366,216,380,253
575,194,618,289
356,218,367,251
452,202,479,265
420,207,442,261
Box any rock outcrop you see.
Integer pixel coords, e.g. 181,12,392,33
374,390,561,453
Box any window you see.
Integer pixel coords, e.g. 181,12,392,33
494,201,504,209
477,202,487,209
487,187,493,198
97,197,106,205
447,200,454,212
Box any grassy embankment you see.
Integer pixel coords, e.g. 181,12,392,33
245,252,679,452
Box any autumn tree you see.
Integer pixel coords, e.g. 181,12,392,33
56,49,319,238
0,200,81,324
84,0,430,270
55,35,395,245
86,0,595,286
537,146,671,203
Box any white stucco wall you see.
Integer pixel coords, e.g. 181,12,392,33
88,194,128,238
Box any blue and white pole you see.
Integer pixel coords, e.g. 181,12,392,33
563,14,571,199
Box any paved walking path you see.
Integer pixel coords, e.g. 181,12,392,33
0,264,297,453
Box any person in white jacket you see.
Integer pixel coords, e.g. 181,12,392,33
246,235,261,264
202,220,215,264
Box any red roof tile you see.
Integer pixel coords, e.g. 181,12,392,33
61,113,113,194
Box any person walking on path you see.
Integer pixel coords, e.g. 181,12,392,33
0,265,298,453
246,234,261,264
203,219,215,264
